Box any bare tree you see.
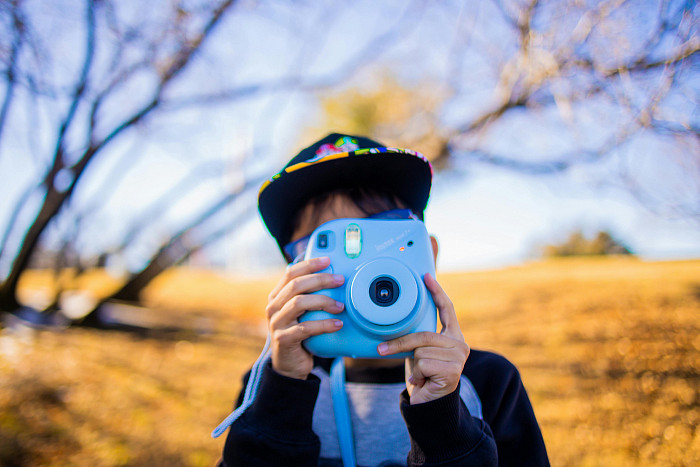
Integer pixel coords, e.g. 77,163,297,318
314,1,697,220
0,0,239,311
6,0,693,323
0,0,421,320
440,0,699,219
79,174,263,327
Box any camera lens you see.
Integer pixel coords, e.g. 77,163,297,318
369,276,400,307
378,287,390,300
376,281,393,303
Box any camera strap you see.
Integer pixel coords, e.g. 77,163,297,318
211,334,271,438
330,357,357,467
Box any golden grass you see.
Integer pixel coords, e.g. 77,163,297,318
2,257,699,466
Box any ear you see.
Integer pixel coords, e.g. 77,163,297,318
430,235,439,267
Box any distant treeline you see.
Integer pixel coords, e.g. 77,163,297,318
542,230,634,258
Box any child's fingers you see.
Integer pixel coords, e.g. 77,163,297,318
273,319,343,347
379,333,469,369
412,345,462,363
408,358,460,390
268,256,331,301
379,331,456,356
424,273,463,341
266,272,344,320
406,358,424,387
269,294,344,329
271,317,343,380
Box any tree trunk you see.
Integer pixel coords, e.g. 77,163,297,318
79,237,190,327
0,186,67,311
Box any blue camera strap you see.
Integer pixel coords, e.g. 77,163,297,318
331,357,356,467
211,334,271,439
212,337,357,467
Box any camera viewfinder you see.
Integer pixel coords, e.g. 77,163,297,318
318,233,329,249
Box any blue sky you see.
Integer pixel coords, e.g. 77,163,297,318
221,162,700,275
0,0,698,278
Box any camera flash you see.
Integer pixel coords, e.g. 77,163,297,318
345,224,362,258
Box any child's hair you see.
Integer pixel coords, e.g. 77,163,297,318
288,186,423,245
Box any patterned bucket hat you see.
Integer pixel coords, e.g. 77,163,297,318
258,133,433,255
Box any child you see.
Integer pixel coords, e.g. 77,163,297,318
217,134,549,466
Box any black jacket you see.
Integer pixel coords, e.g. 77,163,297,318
220,349,549,466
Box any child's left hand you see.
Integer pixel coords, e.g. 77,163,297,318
377,273,470,405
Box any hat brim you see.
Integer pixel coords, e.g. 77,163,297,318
258,148,432,250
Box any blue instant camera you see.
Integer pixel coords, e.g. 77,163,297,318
299,217,437,358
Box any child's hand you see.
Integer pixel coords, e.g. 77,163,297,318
377,273,470,404
265,256,345,380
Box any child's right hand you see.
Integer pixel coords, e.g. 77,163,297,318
265,256,345,380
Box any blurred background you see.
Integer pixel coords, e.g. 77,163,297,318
0,0,698,465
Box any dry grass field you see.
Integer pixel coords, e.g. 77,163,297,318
1,257,698,466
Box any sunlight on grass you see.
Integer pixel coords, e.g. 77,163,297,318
2,258,699,465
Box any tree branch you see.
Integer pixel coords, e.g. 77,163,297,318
0,0,24,145
0,0,238,311
80,174,263,326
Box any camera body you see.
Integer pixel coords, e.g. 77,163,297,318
299,218,437,358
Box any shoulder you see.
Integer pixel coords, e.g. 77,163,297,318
462,350,550,465
462,349,525,418
463,348,521,381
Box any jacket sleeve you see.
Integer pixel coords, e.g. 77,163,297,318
467,352,550,467
220,361,322,467
400,383,498,466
